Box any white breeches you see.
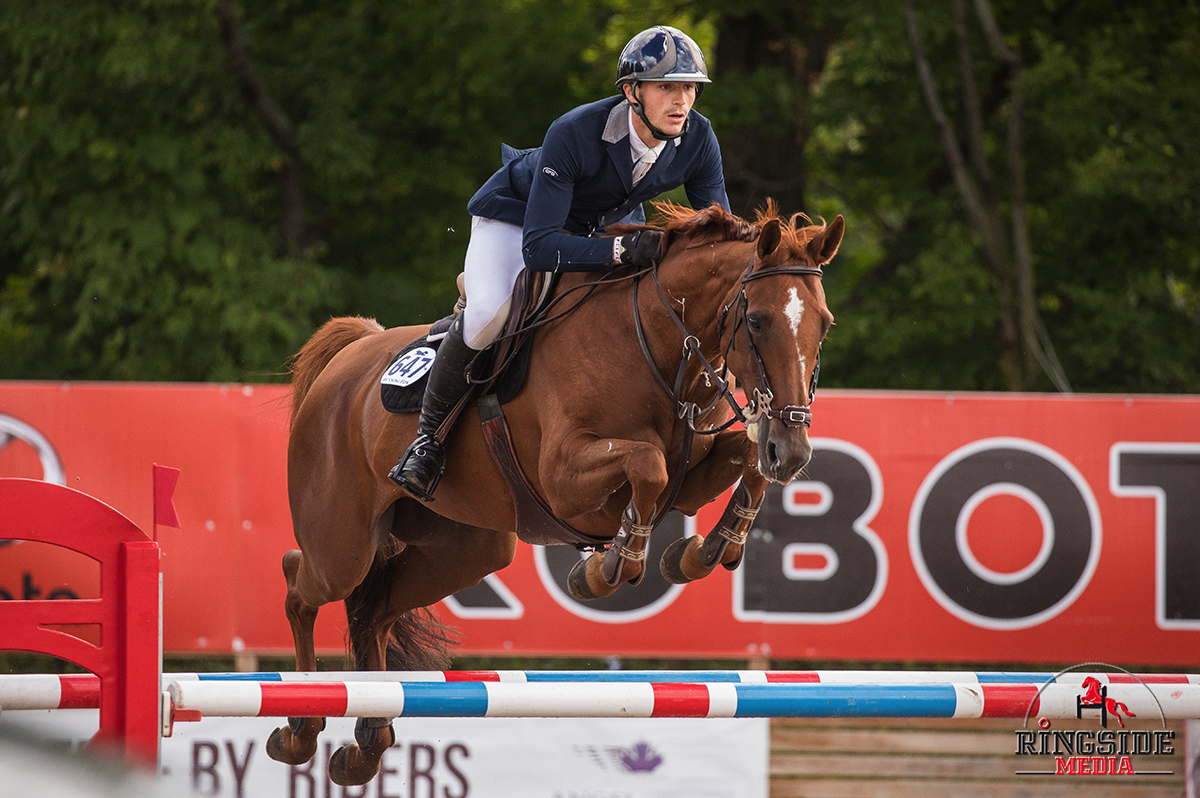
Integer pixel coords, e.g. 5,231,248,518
461,216,526,350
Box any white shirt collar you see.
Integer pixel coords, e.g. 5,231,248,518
628,108,667,163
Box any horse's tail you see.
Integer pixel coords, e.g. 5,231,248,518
289,316,385,421
343,547,458,671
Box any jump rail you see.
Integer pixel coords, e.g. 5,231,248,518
4,671,1197,722
5,670,1198,712
164,679,1200,721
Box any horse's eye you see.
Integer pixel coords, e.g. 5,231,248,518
746,314,764,333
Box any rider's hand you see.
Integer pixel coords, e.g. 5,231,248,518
617,231,664,268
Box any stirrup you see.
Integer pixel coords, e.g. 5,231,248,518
388,436,446,502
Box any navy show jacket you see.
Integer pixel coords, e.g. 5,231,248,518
466,95,729,272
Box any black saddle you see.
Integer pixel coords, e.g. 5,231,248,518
379,269,554,414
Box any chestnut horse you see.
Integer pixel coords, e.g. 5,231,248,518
268,203,843,784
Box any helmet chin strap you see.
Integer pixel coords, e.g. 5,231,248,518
628,83,689,142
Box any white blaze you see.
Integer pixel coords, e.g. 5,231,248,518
784,288,804,335
785,288,808,374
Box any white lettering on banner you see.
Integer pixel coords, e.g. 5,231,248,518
909,437,1102,630
734,439,888,623
9,378,1200,661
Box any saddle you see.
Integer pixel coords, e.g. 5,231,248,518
380,269,607,549
378,270,545,414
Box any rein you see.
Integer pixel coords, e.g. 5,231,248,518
469,265,653,387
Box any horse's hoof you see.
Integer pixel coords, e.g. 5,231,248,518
568,554,621,600
568,556,601,600
265,717,324,765
659,536,696,584
328,724,395,786
721,547,745,572
660,536,713,584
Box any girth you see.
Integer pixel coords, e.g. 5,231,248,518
478,394,610,549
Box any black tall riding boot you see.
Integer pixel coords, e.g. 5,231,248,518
388,320,476,501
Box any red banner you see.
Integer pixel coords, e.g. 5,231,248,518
2,381,1198,666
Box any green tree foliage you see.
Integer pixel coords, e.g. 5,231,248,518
1,0,1196,392
0,0,334,380
805,0,1200,392
0,0,618,381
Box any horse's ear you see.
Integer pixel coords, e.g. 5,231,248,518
757,218,783,259
807,214,845,266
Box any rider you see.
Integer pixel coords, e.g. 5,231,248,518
389,25,730,501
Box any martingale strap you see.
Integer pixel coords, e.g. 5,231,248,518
477,395,611,550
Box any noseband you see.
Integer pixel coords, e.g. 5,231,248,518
633,252,825,435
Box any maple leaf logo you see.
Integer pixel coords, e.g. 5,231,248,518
573,740,665,774
616,740,663,773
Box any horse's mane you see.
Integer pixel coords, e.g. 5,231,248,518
650,200,822,261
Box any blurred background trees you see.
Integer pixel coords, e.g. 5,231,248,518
1,0,1196,391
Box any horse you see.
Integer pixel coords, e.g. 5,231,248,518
266,202,844,785
1080,676,1136,728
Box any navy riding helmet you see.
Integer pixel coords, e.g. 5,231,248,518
615,26,711,141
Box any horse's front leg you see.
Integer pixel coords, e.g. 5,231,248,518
660,430,767,584
542,437,669,601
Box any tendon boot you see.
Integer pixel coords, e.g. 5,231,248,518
388,319,477,501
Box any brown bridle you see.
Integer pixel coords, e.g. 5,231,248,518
634,252,825,435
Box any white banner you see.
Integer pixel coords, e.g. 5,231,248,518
2,710,768,798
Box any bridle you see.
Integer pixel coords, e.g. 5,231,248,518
633,251,825,436
725,257,824,430
626,248,824,529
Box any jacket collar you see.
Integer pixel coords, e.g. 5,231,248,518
602,99,684,149
602,100,630,144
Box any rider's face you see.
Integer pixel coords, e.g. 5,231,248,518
626,81,696,144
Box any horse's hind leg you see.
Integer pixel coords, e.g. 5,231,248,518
266,549,326,766
327,511,516,786
326,550,401,787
